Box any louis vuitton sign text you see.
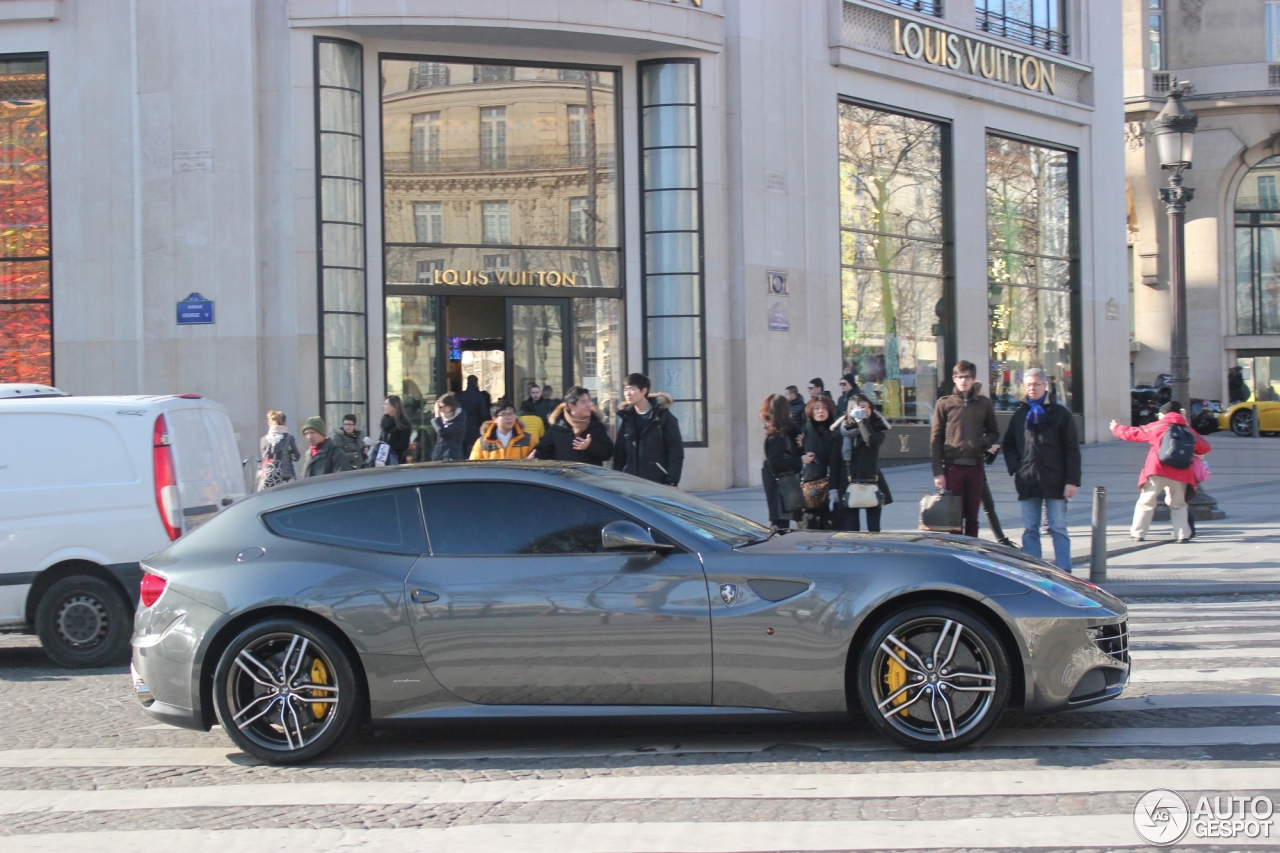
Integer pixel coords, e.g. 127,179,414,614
429,269,581,287
892,17,1062,96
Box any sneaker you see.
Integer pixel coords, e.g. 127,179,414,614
1129,535,1145,541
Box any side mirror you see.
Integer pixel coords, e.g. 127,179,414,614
601,520,674,553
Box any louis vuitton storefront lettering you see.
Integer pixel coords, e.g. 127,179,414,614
429,269,581,287
891,18,1060,95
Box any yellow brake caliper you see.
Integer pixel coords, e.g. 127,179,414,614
310,658,330,719
885,654,909,716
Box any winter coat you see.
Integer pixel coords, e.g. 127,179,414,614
1001,399,1081,500
533,403,614,465
762,429,803,523
378,415,411,465
611,393,685,485
431,410,468,461
834,411,894,505
456,384,489,450
518,414,546,445
520,396,557,425
930,387,1000,474
469,420,534,460
788,397,806,435
258,427,300,489
801,418,835,484
301,438,354,478
331,428,364,470
1111,412,1210,488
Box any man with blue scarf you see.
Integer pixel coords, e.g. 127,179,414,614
1000,367,1081,570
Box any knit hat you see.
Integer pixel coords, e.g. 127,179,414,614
300,416,326,435
1159,400,1182,415
842,373,858,388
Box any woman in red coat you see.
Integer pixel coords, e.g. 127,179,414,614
1110,400,1210,543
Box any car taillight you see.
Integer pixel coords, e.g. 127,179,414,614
153,414,181,540
140,573,167,608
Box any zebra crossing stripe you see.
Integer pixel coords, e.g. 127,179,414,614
1130,667,1280,682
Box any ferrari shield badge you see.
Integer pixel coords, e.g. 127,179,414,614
719,583,738,606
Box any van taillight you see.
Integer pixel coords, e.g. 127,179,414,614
140,573,167,608
153,414,181,540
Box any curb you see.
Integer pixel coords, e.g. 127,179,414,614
1098,581,1280,599
1069,537,1170,567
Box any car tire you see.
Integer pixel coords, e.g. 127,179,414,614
212,618,361,765
1231,410,1255,437
854,603,1010,752
34,575,133,669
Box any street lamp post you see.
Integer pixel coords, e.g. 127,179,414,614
1152,85,1198,410
1151,85,1224,523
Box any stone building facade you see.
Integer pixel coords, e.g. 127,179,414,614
0,0,1126,490
1125,0,1280,406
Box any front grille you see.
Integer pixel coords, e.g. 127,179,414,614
1091,621,1129,665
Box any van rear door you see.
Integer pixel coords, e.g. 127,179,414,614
164,406,221,531
199,406,248,507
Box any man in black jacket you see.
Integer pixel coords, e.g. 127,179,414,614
1000,368,1081,571
519,381,557,426
785,386,806,435
531,386,614,465
456,375,489,451
300,416,354,478
612,373,684,486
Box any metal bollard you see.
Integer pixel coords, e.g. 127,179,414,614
1254,403,1262,439
1089,486,1107,584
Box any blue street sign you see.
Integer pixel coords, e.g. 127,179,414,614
177,293,214,325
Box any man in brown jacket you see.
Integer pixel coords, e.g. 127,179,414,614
930,360,1000,538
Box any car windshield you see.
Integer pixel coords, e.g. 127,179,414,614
560,468,770,547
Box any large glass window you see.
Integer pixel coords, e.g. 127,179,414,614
640,60,705,444
986,135,1077,412
838,103,949,424
0,56,50,385
316,40,368,432
1150,0,1164,70
1268,2,1280,63
976,0,1069,54
382,60,619,287
1235,156,1280,335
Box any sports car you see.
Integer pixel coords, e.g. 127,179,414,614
131,462,1129,764
1219,400,1280,436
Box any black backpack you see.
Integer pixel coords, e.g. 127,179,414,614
1157,423,1196,469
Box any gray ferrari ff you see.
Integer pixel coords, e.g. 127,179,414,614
131,462,1129,764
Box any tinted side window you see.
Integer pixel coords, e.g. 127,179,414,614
419,482,630,555
264,488,426,555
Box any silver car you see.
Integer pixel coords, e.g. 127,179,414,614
131,462,1129,764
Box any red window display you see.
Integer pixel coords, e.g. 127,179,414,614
0,56,50,385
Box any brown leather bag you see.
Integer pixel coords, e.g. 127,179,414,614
802,477,829,509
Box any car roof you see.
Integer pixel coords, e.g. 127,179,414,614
0,383,68,398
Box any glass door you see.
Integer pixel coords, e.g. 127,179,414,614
508,299,571,405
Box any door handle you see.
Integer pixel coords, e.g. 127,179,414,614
221,496,235,507
410,589,439,604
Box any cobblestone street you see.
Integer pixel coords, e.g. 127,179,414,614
6,597,1280,850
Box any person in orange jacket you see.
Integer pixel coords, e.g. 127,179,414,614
1110,400,1210,543
470,399,534,460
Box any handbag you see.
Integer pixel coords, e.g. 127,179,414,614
802,477,829,510
776,471,807,514
919,490,963,533
846,480,883,509
371,442,399,467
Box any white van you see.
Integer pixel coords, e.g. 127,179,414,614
0,390,247,667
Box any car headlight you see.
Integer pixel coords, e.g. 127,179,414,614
957,554,1102,608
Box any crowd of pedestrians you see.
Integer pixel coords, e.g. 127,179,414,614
255,371,685,490
256,357,1212,571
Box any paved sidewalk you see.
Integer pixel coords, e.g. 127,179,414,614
696,432,1280,597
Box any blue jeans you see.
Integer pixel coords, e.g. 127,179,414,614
1020,497,1071,571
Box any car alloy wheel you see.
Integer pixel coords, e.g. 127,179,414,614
855,604,1010,751
213,618,360,764
1230,410,1255,437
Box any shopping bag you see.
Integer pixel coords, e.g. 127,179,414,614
919,490,962,533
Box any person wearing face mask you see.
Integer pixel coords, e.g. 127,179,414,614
930,360,1000,538
1000,367,1081,570
531,386,614,465
835,395,893,532
470,399,534,460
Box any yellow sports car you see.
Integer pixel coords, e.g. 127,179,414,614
1218,401,1280,436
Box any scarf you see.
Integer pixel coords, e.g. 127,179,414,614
561,407,591,435
1026,392,1048,431
439,408,459,425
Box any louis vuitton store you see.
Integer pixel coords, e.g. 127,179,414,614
9,0,1128,490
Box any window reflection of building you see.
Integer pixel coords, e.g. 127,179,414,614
1235,156,1280,336
0,56,51,385
409,62,449,90
411,111,441,170
480,106,507,169
481,201,510,244
986,135,1076,412
414,201,443,243
838,103,947,423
